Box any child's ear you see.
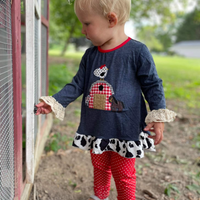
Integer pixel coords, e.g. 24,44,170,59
107,12,118,27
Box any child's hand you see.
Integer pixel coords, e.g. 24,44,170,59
144,122,164,145
35,101,52,115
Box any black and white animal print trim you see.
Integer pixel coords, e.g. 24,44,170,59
72,132,155,158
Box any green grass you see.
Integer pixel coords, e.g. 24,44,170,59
49,51,84,59
49,43,84,59
153,56,200,108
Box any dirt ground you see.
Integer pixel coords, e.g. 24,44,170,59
29,96,200,200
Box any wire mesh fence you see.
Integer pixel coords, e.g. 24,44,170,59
0,0,15,199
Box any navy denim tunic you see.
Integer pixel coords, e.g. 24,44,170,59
53,38,166,142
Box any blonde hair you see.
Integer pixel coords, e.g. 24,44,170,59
74,0,131,24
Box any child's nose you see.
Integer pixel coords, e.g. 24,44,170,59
81,27,86,35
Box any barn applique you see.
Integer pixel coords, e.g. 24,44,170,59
85,64,124,111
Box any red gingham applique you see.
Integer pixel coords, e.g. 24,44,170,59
88,81,114,111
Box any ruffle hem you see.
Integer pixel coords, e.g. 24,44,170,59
72,132,155,158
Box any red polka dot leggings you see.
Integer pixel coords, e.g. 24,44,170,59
90,150,136,200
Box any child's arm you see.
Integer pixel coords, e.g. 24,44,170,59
144,122,164,145
35,50,88,121
137,45,176,144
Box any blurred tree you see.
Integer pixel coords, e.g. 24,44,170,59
131,0,176,24
176,9,200,42
136,12,186,52
135,1,200,53
50,0,196,55
137,26,164,51
50,1,82,56
155,31,173,52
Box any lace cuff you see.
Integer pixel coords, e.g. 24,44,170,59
39,96,65,121
145,109,177,124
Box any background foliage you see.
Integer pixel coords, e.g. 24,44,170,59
176,9,200,42
50,1,82,55
49,0,200,54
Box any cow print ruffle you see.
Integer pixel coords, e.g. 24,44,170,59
72,132,155,158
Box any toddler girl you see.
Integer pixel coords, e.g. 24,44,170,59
36,0,176,199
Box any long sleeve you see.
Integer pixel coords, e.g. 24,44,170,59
137,45,166,111
136,45,176,123
39,51,87,121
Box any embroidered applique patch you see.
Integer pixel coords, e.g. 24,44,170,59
88,81,114,110
109,95,124,112
93,64,108,80
93,94,106,110
86,64,124,111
